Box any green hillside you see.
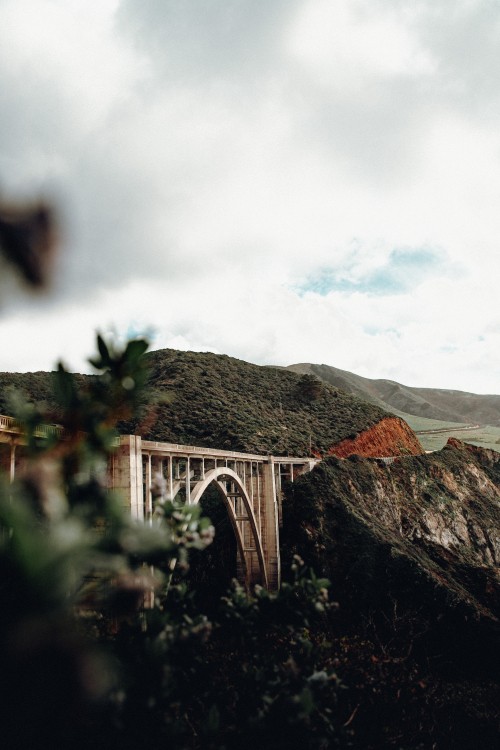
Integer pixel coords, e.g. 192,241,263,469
134,349,390,455
0,349,391,457
0,370,88,418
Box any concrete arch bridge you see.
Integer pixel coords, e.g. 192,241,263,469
110,436,317,591
0,416,317,591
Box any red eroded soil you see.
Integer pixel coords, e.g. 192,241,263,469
328,416,423,458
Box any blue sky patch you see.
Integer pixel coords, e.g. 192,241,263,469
297,247,445,297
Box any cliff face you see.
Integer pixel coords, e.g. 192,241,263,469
283,439,500,748
283,439,500,624
327,416,423,458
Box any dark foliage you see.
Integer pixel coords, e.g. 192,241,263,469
0,200,57,288
0,335,349,750
104,560,345,750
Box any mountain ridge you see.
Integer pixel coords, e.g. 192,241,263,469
286,361,500,427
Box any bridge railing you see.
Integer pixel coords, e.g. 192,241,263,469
0,414,63,439
141,438,318,465
141,440,267,461
0,415,19,431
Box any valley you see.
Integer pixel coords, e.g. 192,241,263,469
287,361,500,453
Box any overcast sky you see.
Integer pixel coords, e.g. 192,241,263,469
1,0,500,394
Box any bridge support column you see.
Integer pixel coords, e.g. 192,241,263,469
262,458,281,591
167,456,174,500
111,435,144,520
186,457,191,504
10,442,16,483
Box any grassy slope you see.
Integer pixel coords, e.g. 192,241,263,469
287,361,500,424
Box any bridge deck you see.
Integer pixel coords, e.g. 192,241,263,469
141,438,317,465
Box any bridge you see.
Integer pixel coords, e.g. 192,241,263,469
0,415,317,590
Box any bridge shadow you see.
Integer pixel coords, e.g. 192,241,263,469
183,484,237,609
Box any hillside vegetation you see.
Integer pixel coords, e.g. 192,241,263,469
137,349,407,455
0,370,88,416
2,349,409,457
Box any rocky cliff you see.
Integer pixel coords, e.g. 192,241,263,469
327,415,423,458
282,438,500,747
284,438,499,623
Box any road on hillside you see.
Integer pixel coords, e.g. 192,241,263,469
415,424,481,435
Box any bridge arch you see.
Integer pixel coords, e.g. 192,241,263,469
190,467,268,589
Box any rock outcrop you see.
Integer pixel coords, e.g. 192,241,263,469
282,438,500,746
284,438,500,624
327,415,423,458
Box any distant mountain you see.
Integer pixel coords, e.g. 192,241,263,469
286,362,500,427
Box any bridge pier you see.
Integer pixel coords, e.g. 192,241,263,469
110,435,144,520
261,459,280,590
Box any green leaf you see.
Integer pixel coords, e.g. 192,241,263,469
299,686,314,715
125,338,149,362
53,363,77,408
97,334,110,364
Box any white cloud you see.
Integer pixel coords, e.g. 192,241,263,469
1,0,500,395
287,0,436,84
